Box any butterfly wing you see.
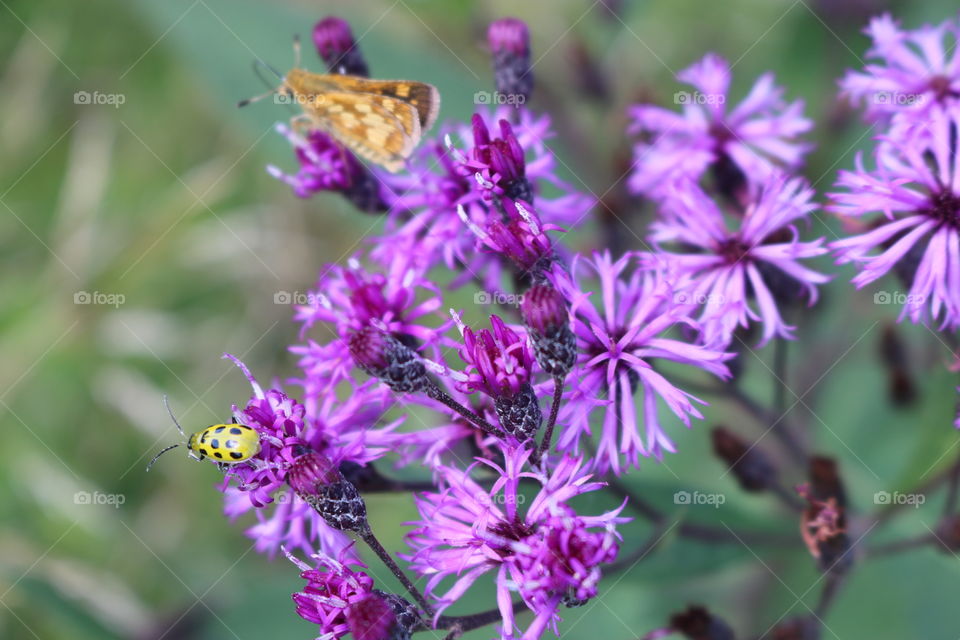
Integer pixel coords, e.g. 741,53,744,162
307,91,422,173
316,75,440,132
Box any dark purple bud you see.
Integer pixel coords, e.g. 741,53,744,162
487,18,533,102
289,452,368,532
521,284,576,377
808,456,847,509
349,327,430,393
879,324,916,406
494,384,542,441
313,16,369,77
766,616,821,640
373,591,424,635
669,605,736,640
711,426,777,492
346,593,404,640
935,515,960,553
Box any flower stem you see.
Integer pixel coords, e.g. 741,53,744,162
426,384,503,437
534,375,565,464
359,526,435,618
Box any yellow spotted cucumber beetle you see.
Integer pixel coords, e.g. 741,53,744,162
146,396,263,472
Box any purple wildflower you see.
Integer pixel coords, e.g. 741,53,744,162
286,546,374,640
550,252,733,473
649,174,830,346
267,125,387,211
452,313,541,441
313,16,369,77
829,107,960,329
458,199,558,275
628,53,812,199
840,13,960,124
404,446,624,639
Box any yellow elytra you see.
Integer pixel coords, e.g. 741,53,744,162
146,397,261,472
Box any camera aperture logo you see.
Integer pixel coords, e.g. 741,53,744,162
74,90,126,108
74,291,125,308
674,490,726,508
74,490,125,508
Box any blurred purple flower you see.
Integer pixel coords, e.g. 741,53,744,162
649,174,829,346
840,13,960,124
628,53,812,199
286,546,374,639
830,107,960,329
550,252,733,473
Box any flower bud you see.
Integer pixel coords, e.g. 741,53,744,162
521,284,576,377
346,593,405,640
669,605,736,640
313,16,369,77
488,18,533,102
289,452,368,532
349,327,430,393
711,426,777,492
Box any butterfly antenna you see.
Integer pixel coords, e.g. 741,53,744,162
252,59,283,88
163,395,187,437
146,444,180,472
293,34,301,69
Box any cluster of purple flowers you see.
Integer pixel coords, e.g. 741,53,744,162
831,13,960,329
182,9,960,640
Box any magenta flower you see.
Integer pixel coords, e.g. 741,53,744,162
649,174,830,346
404,446,624,639
550,252,733,473
459,199,558,275
830,107,960,329
840,13,960,124
286,546,374,639
267,125,387,211
628,53,812,199
452,313,541,441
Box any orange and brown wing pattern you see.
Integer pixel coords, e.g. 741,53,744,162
314,74,440,131
308,91,422,172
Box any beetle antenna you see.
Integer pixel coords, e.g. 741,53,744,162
146,444,180,472
163,395,187,437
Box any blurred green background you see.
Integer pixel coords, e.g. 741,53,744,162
3,0,960,638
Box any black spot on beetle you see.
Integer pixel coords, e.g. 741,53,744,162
225,440,238,449
199,448,208,456
230,427,243,435
214,451,223,459
230,451,244,460
215,426,226,434
211,439,220,449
